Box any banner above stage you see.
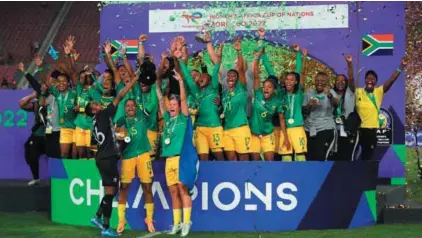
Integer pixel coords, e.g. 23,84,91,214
149,4,349,33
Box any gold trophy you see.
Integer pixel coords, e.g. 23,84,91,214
195,22,211,43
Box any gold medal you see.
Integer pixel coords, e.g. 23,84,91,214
79,107,85,113
220,113,225,119
164,138,171,145
124,136,131,143
288,118,294,124
60,118,65,124
335,117,342,124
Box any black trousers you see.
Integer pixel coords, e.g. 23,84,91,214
24,134,46,180
359,128,378,161
96,156,120,187
333,131,359,161
306,129,335,161
45,131,60,158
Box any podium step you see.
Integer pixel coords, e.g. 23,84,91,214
377,185,405,205
382,201,422,224
0,179,50,212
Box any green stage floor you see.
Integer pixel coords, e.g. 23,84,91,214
1,212,422,238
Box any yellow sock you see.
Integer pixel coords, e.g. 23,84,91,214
145,203,154,222
296,155,306,161
173,209,182,225
282,155,292,162
117,204,126,223
183,207,192,223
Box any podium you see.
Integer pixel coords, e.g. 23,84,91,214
49,159,379,231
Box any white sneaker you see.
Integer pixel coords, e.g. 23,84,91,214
180,222,192,237
28,179,40,186
168,223,182,235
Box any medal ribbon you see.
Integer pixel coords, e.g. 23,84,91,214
57,91,69,125
336,97,343,118
365,90,383,127
287,94,295,121
164,115,178,142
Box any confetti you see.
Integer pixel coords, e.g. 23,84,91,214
406,2,422,131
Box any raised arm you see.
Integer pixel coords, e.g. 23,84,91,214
293,44,303,74
137,34,148,69
113,73,137,107
61,36,79,86
121,47,135,78
199,52,208,74
343,55,355,92
211,44,223,88
103,41,121,85
176,36,189,64
18,62,42,95
204,32,219,65
178,57,199,95
257,28,276,78
252,51,262,90
383,57,406,93
155,77,166,116
234,39,247,86
19,91,38,111
173,69,189,116
144,85,158,117
325,87,339,107
300,48,308,89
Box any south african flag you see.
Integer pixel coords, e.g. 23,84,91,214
109,40,138,60
362,34,394,56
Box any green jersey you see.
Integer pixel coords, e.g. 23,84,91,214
161,112,188,158
250,89,284,135
180,59,221,128
74,84,100,130
113,81,140,123
100,95,115,109
137,84,159,131
49,87,76,129
178,60,199,117
222,81,248,130
282,86,305,128
117,112,151,159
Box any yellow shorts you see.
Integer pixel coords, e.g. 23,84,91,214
250,133,276,153
147,130,158,156
278,126,307,155
121,152,154,184
274,127,281,152
60,128,75,144
73,127,92,147
165,156,180,187
223,125,251,154
195,126,224,154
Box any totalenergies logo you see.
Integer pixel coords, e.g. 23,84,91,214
181,12,202,25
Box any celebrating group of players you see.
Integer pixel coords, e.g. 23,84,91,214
18,28,406,236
